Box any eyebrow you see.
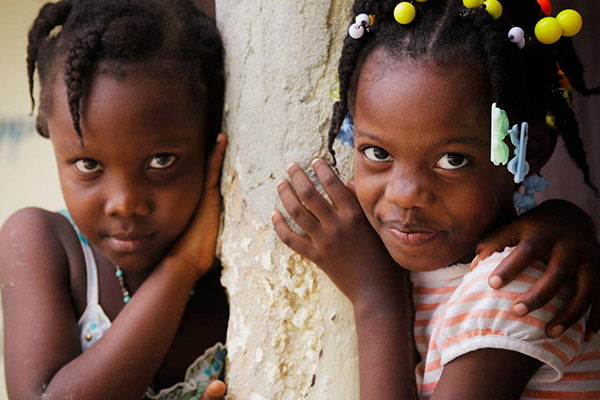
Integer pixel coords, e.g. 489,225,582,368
355,130,486,147
440,136,486,146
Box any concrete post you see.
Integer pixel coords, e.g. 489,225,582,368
216,1,359,398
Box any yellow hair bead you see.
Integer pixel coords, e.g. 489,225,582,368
483,0,502,20
558,87,574,105
463,0,484,8
545,112,557,129
556,9,582,37
369,14,376,26
394,2,416,25
535,17,563,44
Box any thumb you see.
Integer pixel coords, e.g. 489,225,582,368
201,380,227,400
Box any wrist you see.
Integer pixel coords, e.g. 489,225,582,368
158,253,206,287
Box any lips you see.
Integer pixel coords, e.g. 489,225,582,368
104,232,155,253
384,221,442,247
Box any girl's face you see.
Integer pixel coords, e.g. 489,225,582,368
47,70,207,272
353,49,516,272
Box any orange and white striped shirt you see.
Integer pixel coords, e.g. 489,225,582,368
411,247,600,399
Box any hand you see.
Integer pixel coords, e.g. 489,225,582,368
169,133,227,276
272,158,398,303
200,380,226,400
473,199,600,340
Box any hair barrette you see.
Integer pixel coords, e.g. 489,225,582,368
508,26,525,49
335,114,355,147
513,174,549,214
507,122,529,184
534,9,582,45
490,103,510,166
349,13,374,39
394,0,428,25
463,0,502,20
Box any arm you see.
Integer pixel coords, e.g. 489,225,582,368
431,349,541,400
0,134,227,400
475,199,599,339
272,158,417,399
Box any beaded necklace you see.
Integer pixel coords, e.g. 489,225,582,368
114,266,196,304
115,266,131,303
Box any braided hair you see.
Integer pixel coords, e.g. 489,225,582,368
329,0,598,193
27,0,224,146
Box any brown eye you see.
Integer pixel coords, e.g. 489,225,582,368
364,147,392,162
148,154,176,169
74,159,102,173
436,153,469,170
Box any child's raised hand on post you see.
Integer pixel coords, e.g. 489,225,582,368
200,380,227,400
168,133,227,277
473,199,600,340
272,158,399,303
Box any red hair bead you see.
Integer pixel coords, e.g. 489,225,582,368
536,0,551,16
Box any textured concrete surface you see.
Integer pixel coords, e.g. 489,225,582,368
216,0,360,398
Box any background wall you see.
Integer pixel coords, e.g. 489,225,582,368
0,0,65,226
538,0,600,229
1,1,62,398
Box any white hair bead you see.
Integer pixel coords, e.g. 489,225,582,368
508,27,525,48
355,13,371,27
348,22,365,39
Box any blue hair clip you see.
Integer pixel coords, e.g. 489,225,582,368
513,174,549,214
507,122,529,183
335,114,355,147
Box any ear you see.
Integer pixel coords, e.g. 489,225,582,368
526,121,557,175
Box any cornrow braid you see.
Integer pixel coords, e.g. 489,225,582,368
27,0,72,112
64,27,103,140
329,0,598,192
28,0,224,145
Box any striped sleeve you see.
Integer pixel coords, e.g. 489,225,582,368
435,248,585,383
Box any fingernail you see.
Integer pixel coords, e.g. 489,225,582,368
286,162,295,171
311,158,322,167
488,275,502,288
276,179,286,187
550,325,564,338
470,254,480,269
512,303,528,317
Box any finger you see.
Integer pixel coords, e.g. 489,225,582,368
201,380,227,400
204,133,228,189
311,158,358,210
510,255,575,317
585,279,600,340
286,162,335,220
546,260,594,338
473,224,521,270
272,209,316,259
486,237,551,289
277,178,320,234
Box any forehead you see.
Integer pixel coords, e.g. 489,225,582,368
355,49,490,143
48,68,206,144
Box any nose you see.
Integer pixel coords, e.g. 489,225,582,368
384,167,435,210
104,176,152,218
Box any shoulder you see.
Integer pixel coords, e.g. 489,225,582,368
0,207,80,281
436,247,582,381
462,247,546,296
